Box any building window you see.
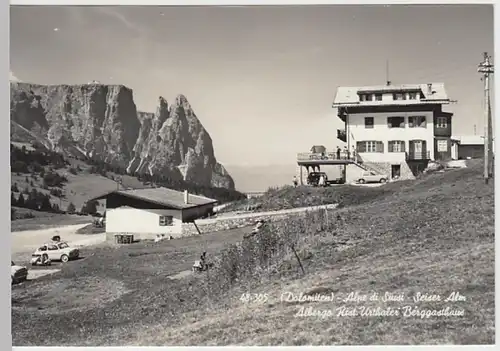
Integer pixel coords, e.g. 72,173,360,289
437,140,448,152
364,117,374,128
360,94,372,102
436,117,448,128
388,140,406,153
159,215,173,226
409,92,417,100
387,117,405,128
408,116,426,128
393,93,406,101
374,94,382,101
357,141,384,153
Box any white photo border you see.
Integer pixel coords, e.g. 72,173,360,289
4,1,498,350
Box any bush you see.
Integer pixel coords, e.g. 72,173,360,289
67,202,76,214
206,209,334,297
50,188,64,198
81,200,98,215
43,171,67,188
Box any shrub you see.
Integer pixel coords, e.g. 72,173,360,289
67,202,76,214
81,200,98,215
43,171,68,188
206,209,336,298
50,188,64,198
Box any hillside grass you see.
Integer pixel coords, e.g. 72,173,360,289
220,160,483,214
10,207,92,232
11,161,494,346
221,183,396,213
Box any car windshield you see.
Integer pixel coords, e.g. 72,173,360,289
58,242,69,249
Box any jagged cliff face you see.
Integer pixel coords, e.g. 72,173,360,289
10,82,235,190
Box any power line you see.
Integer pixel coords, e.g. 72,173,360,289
478,52,494,184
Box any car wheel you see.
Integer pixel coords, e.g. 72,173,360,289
380,178,387,183
358,179,366,184
61,254,69,263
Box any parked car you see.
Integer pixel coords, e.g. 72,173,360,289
307,172,328,186
357,171,388,184
33,241,80,263
11,261,28,284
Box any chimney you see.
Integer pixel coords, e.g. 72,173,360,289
184,190,189,204
427,83,433,94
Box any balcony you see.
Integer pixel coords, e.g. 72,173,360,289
337,129,347,142
337,108,347,122
297,151,356,165
406,151,431,161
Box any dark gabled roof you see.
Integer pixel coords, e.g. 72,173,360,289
90,187,218,210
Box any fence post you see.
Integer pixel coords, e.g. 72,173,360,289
290,244,305,275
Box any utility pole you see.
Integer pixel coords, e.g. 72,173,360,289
478,52,494,184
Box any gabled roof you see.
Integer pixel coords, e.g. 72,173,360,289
90,187,217,210
333,83,450,107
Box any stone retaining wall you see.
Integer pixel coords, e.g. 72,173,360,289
181,213,288,236
106,204,339,241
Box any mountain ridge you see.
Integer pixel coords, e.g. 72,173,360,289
10,81,235,190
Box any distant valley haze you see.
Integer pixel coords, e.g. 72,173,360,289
10,4,494,192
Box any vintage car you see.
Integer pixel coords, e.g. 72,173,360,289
11,261,28,284
357,171,388,184
32,241,80,263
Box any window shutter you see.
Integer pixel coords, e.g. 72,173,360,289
357,141,366,153
408,117,414,128
421,117,427,128
401,141,406,153
376,141,384,153
388,141,394,152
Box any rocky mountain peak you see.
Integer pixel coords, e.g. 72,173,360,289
10,82,235,190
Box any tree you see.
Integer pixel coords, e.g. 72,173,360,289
11,192,17,206
11,183,19,192
17,193,25,208
67,202,76,214
40,194,53,212
81,200,98,215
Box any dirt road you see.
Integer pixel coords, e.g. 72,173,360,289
11,223,106,261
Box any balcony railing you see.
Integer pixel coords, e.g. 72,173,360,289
406,151,431,160
337,129,347,142
297,152,356,162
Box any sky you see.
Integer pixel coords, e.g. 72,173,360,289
10,4,494,167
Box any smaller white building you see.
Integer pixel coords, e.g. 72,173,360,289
90,187,217,241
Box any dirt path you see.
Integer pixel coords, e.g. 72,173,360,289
11,223,106,259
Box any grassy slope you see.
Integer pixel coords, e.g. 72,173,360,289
10,207,91,232
11,162,494,346
11,157,147,230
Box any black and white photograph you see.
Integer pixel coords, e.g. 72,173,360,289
9,3,495,347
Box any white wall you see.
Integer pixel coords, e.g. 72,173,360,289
347,111,435,162
106,207,183,236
